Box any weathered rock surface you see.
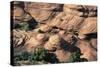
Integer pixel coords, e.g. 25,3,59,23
55,50,71,62
11,1,97,62
63,4,97,17
44,35,61,51
25,2,63,23
78,17,97,39
76,40,97,61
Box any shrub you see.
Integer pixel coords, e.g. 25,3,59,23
69,51,88,62
31,48,47,61
44,52,58,63
14,54,21,61
30,47,58,64
14,51,31,61
14,47,58,65
21,51,31,60
14,22,29,31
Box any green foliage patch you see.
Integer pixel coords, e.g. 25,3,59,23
14,22,29,31
69,51,88,62
13,47,58,65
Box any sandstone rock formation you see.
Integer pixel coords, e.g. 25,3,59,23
25,2,63,23
11,1,97,64
76,39,97,61
44,35,61,51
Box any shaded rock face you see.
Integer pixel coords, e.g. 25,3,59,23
11,1,38,30
11,1,97,63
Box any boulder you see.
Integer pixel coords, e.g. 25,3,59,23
44,35,61,51
38,25,52,32
54,50,71,63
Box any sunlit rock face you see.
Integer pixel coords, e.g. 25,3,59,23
24,2,63,23
11,1,97,64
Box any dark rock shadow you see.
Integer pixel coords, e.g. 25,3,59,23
60,38,88,62
60,38,80,53
26,12,38,30
84,32,97,40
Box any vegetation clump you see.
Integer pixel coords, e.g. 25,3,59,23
14,22,29,31
69,51,88,62
13,47,58,65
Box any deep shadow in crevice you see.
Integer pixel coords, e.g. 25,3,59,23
26,15,38,30
60,38,80,53
84,32,97,40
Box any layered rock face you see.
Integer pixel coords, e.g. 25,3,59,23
11,1,97,63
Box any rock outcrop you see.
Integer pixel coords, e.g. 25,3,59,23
11,1,97,63
25,2,63,23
